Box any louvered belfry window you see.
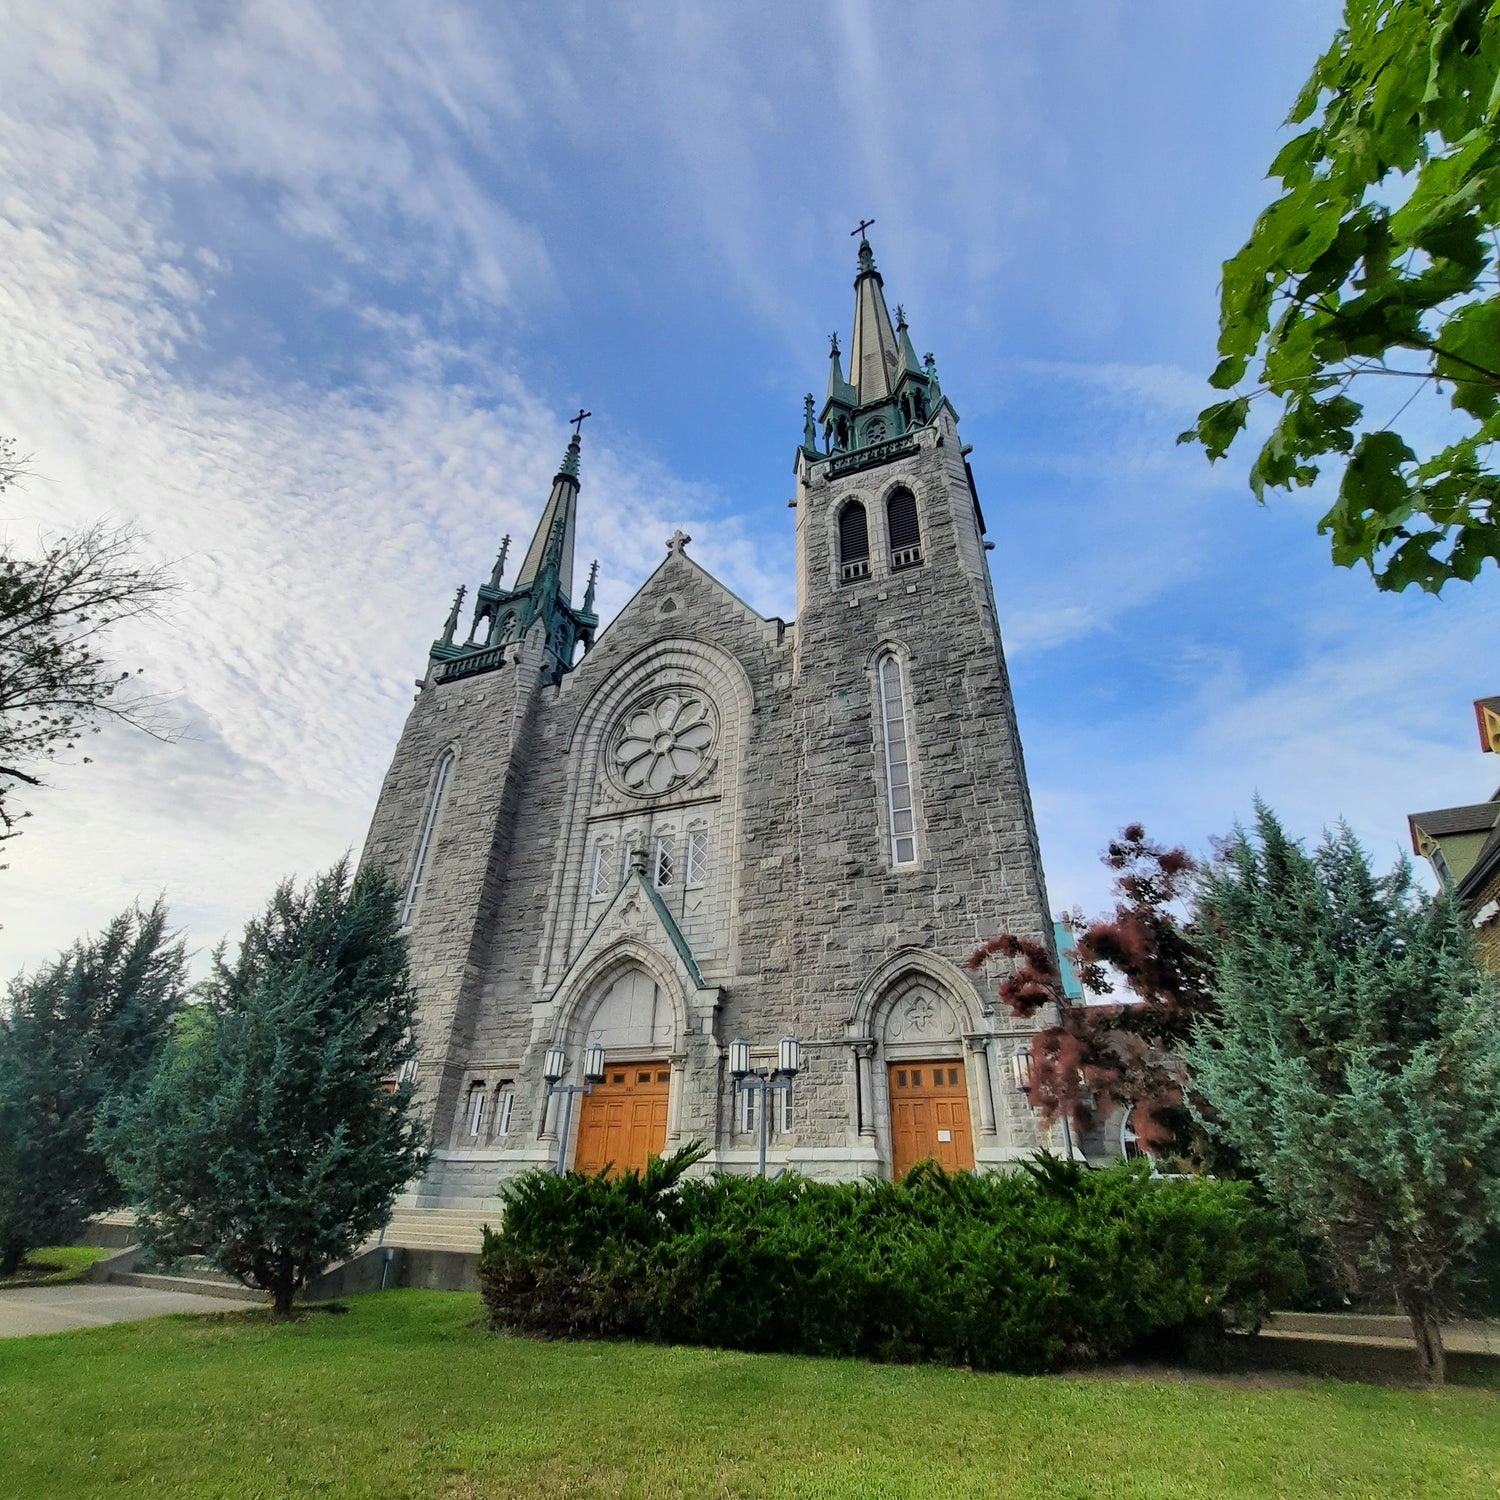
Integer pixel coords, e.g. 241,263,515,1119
839,501,870,582
888,489,922,570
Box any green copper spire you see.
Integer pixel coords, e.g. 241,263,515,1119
439,584,465,647
488,534,510,589
803,230,944,463
581,558,599,616
848,234,900,405
896,305,924,380
514,428,583,601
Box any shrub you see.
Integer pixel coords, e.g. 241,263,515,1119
479,1148,1303,1374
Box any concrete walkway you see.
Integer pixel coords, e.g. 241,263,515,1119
0,1282,251,1338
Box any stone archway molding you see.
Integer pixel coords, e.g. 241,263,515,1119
845,946,986,1040
538,873,722,1066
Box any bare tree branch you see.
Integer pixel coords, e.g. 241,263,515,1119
0,462,184,846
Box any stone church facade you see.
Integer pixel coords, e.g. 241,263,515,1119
360,236,1060,1205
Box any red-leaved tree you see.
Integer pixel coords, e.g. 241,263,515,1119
969,826,1213,1156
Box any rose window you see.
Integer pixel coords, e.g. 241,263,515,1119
612,693,716,795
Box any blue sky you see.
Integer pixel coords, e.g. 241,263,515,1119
2,1,1496,974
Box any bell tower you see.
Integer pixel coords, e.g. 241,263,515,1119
788,230,1054,1167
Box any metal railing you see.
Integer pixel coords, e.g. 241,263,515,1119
438,644,508,683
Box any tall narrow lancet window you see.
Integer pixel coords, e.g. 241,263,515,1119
887,489,922,571
399,751,454,927
877,655,918,866
839,501,870,582
654,834,676,889
685,827,709,887
590,841,615,900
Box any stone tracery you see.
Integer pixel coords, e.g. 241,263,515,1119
611,691,716,795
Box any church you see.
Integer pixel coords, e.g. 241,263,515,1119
359,233,1061,1204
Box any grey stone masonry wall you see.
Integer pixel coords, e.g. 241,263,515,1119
361,407,1062,1203
786,404,1057,1172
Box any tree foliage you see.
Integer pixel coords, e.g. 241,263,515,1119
0,900,187,1275
1180,0,1500,592
480,1148,1303,1374
1186,806,1500,1383
970,826,1213,1158
1,450,180,843
106,861,428,1316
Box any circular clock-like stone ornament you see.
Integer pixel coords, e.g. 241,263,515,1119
612,693,716,795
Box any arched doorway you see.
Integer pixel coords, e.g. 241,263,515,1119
882,981,975,1177
572,967,674,1175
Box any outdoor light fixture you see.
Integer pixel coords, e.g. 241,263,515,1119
1010,1046,1032,1093
778,1035,801,1077
730,1034,800,1178
540,1043,602,1173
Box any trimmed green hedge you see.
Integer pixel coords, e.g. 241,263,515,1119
479,1150,1304,1373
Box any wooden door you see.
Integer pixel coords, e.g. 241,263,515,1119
573,1062,671,1176
888,1061,975,1178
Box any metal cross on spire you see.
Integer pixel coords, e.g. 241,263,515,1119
570,408,592,437
851,217,876,240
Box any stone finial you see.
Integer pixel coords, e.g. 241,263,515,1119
667,529,691,556
628,846,649,877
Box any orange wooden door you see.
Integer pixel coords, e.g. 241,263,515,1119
888,1061,975,1177
573,1062,671,1176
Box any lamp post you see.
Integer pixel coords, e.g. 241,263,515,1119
729,1035,800,1178
542,1041,605,1174
1011,1042,1077,1162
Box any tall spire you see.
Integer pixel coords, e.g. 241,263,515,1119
848,234,900,405
513,429,582,602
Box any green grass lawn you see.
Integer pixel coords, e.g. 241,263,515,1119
0,1244,109,1288
0,1290,1496,1499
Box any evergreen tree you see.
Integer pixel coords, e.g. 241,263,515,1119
107,860,428,1316
0,899,186,1274
1186,805,1500,1383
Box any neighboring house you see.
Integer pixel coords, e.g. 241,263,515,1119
360,233,1062,1204
1408,695,1500,971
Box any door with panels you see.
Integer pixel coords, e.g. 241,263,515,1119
574,1063,671,1175
888,1061,975,1177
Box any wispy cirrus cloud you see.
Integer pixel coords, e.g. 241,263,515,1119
0,0,770,971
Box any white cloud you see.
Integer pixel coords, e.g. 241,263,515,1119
0,0,771,974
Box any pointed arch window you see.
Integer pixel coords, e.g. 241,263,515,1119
400,751,454,926
654,833,676,889
839,501,870,582
877,654,918,866
685,825,709,887
888,489,922,571
465,1081,486,1139
590,839,615,900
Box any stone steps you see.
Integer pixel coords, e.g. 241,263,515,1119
374,1207,496,1253
109,1269,265,1304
